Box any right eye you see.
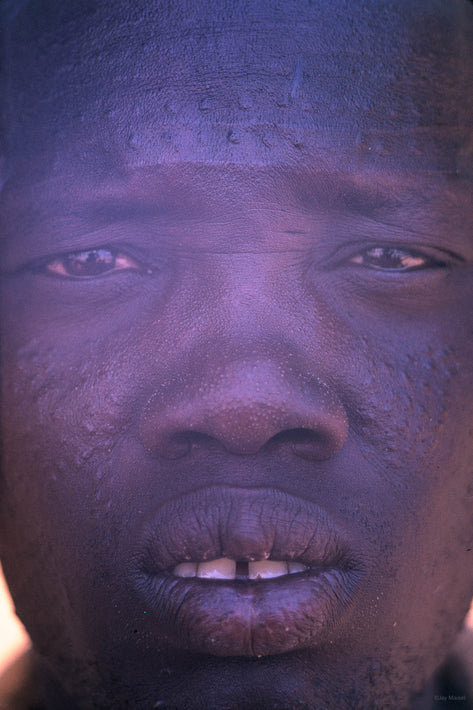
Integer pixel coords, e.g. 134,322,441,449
42,247,144,279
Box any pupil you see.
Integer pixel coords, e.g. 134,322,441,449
64,249,115,276
385,249,402,268
370,248,412,269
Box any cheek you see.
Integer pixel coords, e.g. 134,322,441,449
0,314,173,573
0,333,130,551
0,338,141,660
362,342,473,630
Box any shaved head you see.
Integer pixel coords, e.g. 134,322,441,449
2,0,473,175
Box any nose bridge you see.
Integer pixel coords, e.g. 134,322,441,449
192,251,314,359
205,254,280,329
140,341,349,459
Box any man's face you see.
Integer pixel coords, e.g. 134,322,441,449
1,1,473,708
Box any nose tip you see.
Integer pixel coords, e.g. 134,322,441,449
140,360,348,460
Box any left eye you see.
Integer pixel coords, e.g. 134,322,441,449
349,247,445,272
44,248,141,278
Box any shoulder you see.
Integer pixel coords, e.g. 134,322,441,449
0,650,46,710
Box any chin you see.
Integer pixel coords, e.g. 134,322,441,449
39,634,443,710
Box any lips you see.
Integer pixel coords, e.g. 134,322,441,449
131,486,363,657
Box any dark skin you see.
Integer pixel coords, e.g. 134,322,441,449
1,0,473,708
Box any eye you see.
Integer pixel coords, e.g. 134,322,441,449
349,247,446,272
43,247,143,278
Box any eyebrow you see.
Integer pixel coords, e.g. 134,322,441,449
64,179,409,224
298,178,406,216
25,164,472,231
296,169,473,219
66,200,176,222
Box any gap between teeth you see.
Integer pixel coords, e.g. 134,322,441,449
172,557,308,580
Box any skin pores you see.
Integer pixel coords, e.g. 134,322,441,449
1,1,473,708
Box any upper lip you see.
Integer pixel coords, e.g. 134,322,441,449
135,485,355,572
130,485,364,657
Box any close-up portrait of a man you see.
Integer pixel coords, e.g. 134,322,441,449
1,0,473,708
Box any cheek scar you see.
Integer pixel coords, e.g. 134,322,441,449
289,57,304,104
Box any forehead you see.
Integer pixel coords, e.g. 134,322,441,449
2,0,473,187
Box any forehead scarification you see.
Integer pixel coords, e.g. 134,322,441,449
2,0,473,180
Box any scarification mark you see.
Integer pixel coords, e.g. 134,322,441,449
289,57,304,103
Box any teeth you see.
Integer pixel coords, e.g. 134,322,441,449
288,561,307,574
173,562,198,578
172,557,309,580
248,560,288,580
197,557,236,580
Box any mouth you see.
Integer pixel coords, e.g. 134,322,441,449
173,557,309,580
132,486,363,657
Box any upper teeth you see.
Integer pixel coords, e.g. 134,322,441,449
172,557,308,580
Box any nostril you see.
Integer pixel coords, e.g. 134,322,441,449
159,434,192,460
268,428,340,461
140,360,349,459
159,431,218,460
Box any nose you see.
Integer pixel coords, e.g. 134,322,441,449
140,354,348,460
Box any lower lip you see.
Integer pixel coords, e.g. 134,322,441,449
138,566,358,657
